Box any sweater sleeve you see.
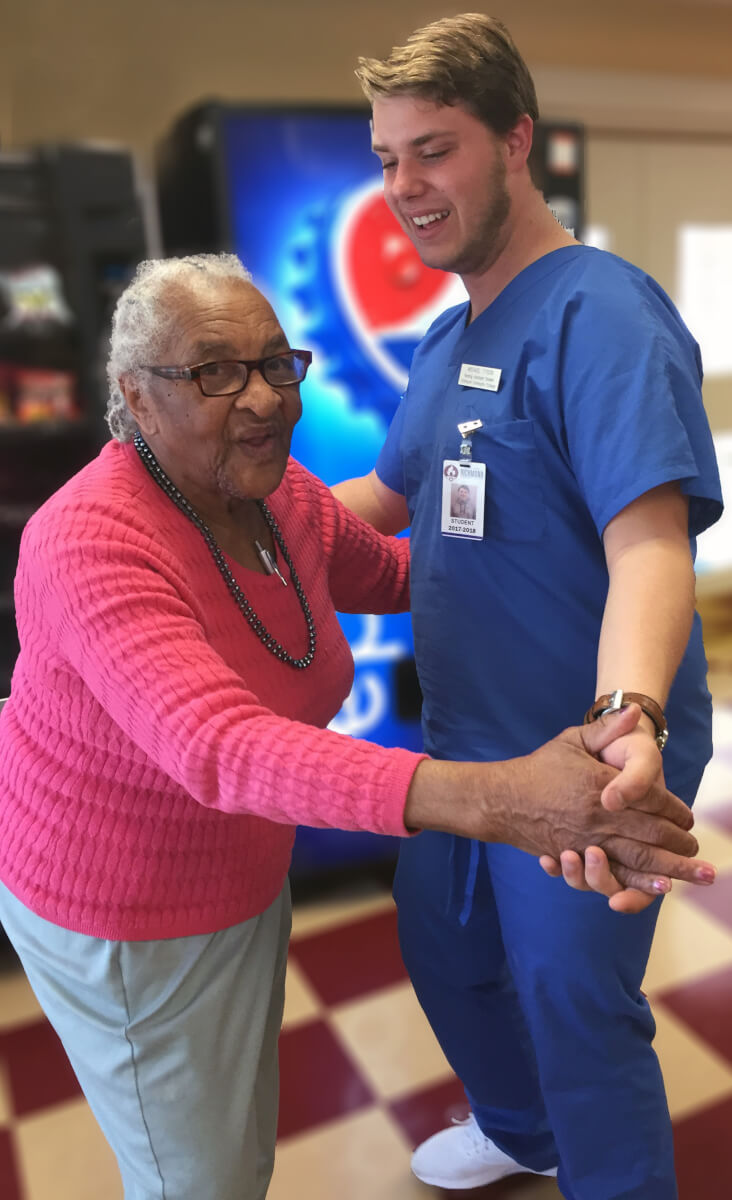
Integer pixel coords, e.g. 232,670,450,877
19,503,423,836
289,462,410,614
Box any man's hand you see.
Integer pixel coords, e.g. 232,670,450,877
489,705,715,894
597,720,664,812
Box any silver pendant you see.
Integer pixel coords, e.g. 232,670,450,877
255,540,288,586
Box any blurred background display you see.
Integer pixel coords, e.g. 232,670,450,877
158,104,464,875
156,104,584,877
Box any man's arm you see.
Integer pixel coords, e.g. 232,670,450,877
595,481,694,807
331,470,410,535
541,482,698,910
337,474,711,909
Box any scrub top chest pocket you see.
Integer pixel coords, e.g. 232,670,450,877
473,419,548,542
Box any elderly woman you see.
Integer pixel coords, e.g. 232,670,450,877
0,254,710,1200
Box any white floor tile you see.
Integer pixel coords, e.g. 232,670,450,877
695,757,732,815
644,894,732,994
0,967,43,1031
16,1098,123,1200
270,1107,425,1200
691,821,732,873
0,1060,12,1127
654,1002,732,1121
283,958,322,1028
331,980,453,1100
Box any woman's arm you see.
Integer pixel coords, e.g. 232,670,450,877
28,502,712,903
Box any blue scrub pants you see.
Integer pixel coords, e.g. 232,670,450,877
394,775,701,1200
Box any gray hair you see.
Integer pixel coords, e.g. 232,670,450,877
105,252,253,441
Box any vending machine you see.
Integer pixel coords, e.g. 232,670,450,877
156,104,585,877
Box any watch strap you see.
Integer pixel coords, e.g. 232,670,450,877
583,689,669,751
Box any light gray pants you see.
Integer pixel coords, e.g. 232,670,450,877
0,879,291,1200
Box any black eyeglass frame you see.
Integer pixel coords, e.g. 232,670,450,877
142,350,313,397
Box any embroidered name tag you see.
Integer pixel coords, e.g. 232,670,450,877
458,363,502,392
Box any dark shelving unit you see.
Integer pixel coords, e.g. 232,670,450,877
0,144,149,697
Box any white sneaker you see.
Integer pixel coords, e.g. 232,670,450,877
410,1113,559,1189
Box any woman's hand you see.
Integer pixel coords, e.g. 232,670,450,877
539,846,667,914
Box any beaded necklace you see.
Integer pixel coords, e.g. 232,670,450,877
133,432,316,669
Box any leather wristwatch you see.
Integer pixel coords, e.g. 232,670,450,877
583,689,669,751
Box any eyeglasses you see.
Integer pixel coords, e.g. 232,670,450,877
143,350,313,397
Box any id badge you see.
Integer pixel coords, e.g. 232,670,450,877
441,460,486,540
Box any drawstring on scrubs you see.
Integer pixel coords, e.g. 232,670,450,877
445,836,481,926
459,839,481,925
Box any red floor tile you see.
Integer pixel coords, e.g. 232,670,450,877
288,907,407,1006
657,962,732,1065
0,1018,81,1117
390,1075,469,1149
682,867,732,931
673,1094,732,1200
0,1130,22,1200
277,1018,374,1140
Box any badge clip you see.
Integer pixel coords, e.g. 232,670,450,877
457,419,482,463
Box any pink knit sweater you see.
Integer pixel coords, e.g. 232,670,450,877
0,441,424,939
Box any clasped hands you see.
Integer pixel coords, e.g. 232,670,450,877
534,703,713,913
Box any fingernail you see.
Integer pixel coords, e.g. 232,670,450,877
696,867,716,883
653,879,671,893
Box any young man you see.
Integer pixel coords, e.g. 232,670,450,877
333,14,722,1200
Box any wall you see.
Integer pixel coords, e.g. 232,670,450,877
4,0,731,435
4,0,732,164
587,132,732,432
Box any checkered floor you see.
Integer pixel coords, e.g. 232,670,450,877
2,711,732,1197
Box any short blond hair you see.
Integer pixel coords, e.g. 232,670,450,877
355,13,538,133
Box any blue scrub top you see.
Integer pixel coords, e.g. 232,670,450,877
376,246,723,790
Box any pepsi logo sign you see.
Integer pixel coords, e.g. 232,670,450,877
331,179,466,392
